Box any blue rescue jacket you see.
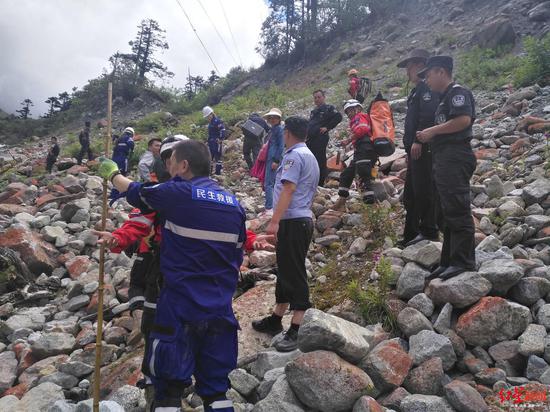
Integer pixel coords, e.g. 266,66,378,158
126,176,246,324
112,132,135,160
208,116,226,142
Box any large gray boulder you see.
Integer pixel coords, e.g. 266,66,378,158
297,309,372,363
444,380,488,412
409,330,457,371
397,307,433,337
477,259,524,295
523,178,550,206
252,375,304,412
396,263,429,299
509,277,550,306
400,394,455,412
471,17,516,49
0,351,18,393
251,350,302,379
29,332,76,360
20,382,65,411
426,272,491,308
286,351,375,412
401,241,441,269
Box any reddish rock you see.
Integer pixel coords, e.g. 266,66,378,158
475,149,499,161
404,357,444,395
0,225,57,275
51,185,69,195
510,138,529,157
517,116,547,132
0,204,36,216
66,165,89,175
104,326,127,345
378,387,411,410
65,256,92,279
444,380,488,412
113,316,134,331
86,284,115,313
361,340,413,392
18,354,69,387
35,194,59,208
316,210,344,232
353,396,385,412
13,342,36,375
97,349,144,398
2,382,28,399
75,327,96,347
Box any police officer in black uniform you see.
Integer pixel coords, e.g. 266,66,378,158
307,89,343,186
397,49,440,247
416,56,477,280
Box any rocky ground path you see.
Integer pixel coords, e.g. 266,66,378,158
0,84,549,411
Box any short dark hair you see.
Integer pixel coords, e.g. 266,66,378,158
51,136,57,141
173,140,211,177
85,121,91,127
148,137,162,147
313,89,325,96
284,116,308,141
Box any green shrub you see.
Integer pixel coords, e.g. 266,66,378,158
514,34,550,87
456,46,520,90
347,257,397,332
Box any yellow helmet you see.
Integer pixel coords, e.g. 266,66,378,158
348,69,358,76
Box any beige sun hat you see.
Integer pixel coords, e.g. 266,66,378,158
263,108,282,118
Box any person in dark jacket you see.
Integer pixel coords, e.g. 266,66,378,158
112,127,135,176
243,113,270,169
46,136,60,173
398,49,440,247
203,106,226,175
306,90,343,186
417,56,477,281
263,108,284,215
76,121,94,165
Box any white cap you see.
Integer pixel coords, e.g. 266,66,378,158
202,106,214,118
160,134,189,157
343,99,362,112
123,127,135,135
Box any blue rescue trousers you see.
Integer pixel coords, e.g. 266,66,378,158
144,288,237,411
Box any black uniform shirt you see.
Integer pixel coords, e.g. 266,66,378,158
49,143,60,158
431,83,476,152
403,81,440,153
79,127,90,146
307,104,343,140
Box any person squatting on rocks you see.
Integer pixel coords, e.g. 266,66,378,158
242,112,270,169
398,49,440,247
333,99,378,211
76,120,94,165
112,126,135,176
416,55,477,281
306,89,343,187
203,105,226,175
98,139,246,412
347,69,361,100
252,116,320,352
138,137,162,182
46,136,60,173
263,108,284,216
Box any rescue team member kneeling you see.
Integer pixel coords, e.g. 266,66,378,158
98,140,246,412
416,56,477,281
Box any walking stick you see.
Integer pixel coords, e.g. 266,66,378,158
93,82,112,412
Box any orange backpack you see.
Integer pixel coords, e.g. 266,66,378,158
367,92,396,157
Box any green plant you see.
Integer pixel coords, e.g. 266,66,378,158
514,34,550,87
361,204,399,246
347,257,397,332
456,46,520,90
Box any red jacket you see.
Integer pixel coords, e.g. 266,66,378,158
348,77,360,99
349,112,372,146
110,208,257,255
111,209,161,254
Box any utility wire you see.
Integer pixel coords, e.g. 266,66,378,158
195,0,239,66
174,0,220,74
218,0,243,67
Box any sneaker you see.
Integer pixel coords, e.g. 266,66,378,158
274,328,298,352
251,315,283,336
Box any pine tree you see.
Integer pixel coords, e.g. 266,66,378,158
44,96,60,118
16,99,33,119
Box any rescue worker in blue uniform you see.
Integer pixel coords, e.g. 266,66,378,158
112,126,135,175
98,139,246,412
397,49,440,247
203,106,226,175
416,56,477,281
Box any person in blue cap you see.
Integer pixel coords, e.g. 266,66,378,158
97,139,246,412
203,106,226,175
416,55,477,281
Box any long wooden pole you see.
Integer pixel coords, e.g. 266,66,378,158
93,82,112,412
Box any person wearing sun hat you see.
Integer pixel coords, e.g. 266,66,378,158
397,49,440,248
416,55,477,281
262,107,284,216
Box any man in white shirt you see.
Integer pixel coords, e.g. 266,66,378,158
138,138,162,182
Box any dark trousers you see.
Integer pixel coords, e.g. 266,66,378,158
433,144,477,270
208,140,223,175
403,147,438,243
76,144,94,165
243,136,262,169
307,134,329,186
46,155,57,173
275,218,314,310
338,139,378,197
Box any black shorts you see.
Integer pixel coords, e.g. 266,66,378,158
275,218,314,311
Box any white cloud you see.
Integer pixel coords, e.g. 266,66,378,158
0,0,269,117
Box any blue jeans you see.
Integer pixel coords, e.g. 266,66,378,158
264,163,276,209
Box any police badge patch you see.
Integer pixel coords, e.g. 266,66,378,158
283,160,294,170
452,94,465,107
422,92,431,102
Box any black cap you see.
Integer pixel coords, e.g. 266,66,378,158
417,55,453,79
396,48,430,68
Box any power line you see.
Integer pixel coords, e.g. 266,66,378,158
218,0,243,67
195,0,239,66
174,0,220,74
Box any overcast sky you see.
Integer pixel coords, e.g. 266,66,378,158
0,0,269,117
